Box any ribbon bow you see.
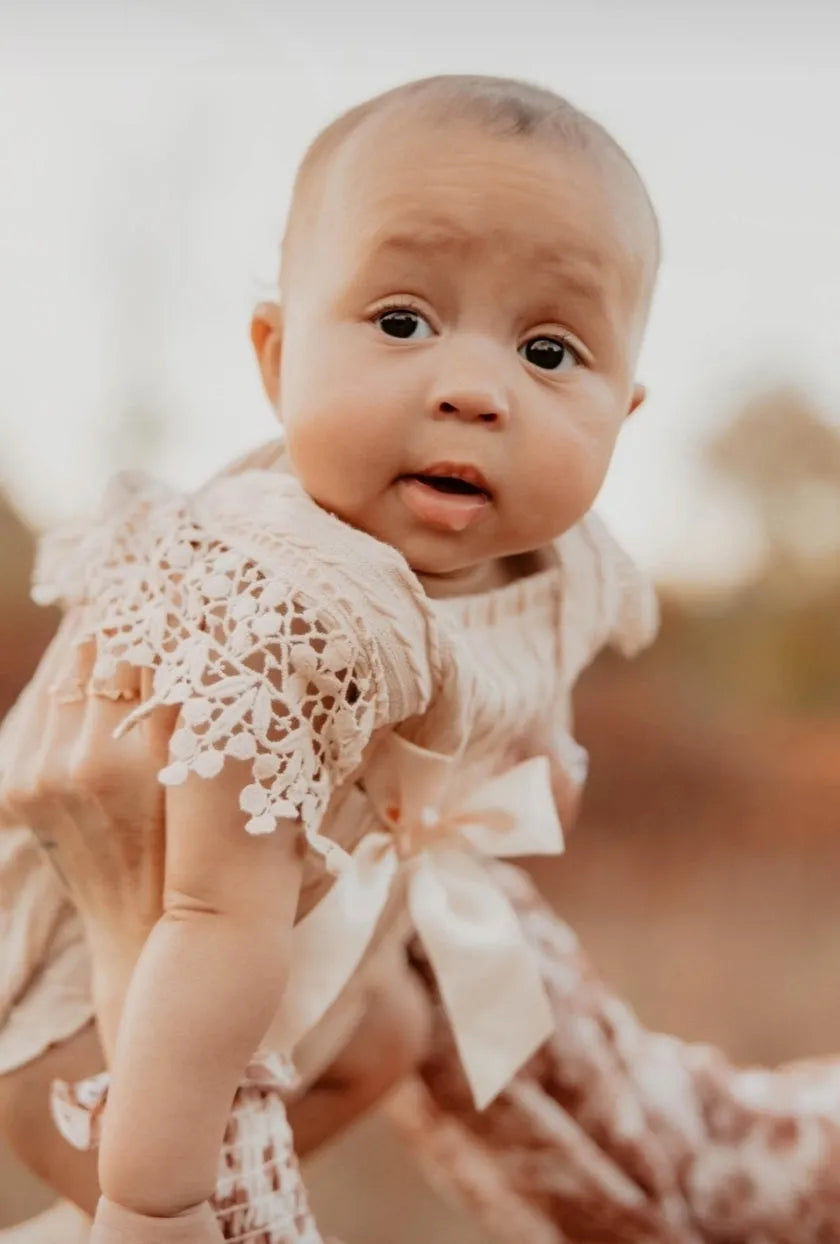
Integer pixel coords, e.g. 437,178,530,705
269,733,564,1109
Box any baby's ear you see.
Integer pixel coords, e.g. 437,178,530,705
250,302,284,408
627,382,646,418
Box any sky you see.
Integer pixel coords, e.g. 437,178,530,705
1,0,838,586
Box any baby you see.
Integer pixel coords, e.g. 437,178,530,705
0,74,660,1243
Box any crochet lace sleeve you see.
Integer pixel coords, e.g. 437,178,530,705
32,471,438,871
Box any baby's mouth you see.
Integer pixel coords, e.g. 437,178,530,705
396,467,492,532
400,461,492,498
405,473,490,500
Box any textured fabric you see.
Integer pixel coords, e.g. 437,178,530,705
212,1080,325,1243
0,826,94,1074
271,734,564,1109
29,467,442,863
24,459,656,868
0,442,656,1084
0,442,658,1243
386,863,840,1244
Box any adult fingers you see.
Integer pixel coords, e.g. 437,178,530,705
140,667,181,770
0,614,88,815
75,657,146,779
15,662,90,829
89,657,142,704
47,613,95,704
34,615,100,785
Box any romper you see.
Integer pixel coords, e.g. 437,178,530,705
1,441,658,1103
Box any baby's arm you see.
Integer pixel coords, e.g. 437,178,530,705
91,758,303,1240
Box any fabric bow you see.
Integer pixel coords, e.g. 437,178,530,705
269,734,564,1109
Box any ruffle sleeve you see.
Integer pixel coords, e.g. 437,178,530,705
32,468,442,871
555,510,659,688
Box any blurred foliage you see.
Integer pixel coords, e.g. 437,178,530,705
705,383,840,591
652,381,840,715
653,585,840,715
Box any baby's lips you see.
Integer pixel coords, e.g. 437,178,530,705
397,476,489,531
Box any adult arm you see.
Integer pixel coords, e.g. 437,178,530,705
0,1019,103,1215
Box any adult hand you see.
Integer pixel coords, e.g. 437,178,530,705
0,610,178,1056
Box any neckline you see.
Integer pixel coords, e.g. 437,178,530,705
426,557,562,623
247,446,566,621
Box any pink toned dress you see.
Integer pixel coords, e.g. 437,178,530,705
0,442,654,1241
6,445,840,1242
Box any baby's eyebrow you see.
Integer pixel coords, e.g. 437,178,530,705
366,222,480,261
365,225,608,309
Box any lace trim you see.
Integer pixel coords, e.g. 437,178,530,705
33,474,383,871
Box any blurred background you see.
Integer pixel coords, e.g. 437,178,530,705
1,1,839,1240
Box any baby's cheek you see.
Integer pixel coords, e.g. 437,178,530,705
521,437,601,537
285,404,347,492
284,397,393,512
529,477,588,542
561,417,622,517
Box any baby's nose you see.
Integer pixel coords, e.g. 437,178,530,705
432,385,509,426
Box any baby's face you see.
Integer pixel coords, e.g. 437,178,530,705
256,112,653,577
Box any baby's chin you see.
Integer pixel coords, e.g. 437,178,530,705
308,486,556,585
320,492,496,578
388,530,510,592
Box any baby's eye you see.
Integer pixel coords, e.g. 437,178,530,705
518,336,579,371
375,308,434,341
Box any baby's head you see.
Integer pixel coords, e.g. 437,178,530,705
252,75,659,580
